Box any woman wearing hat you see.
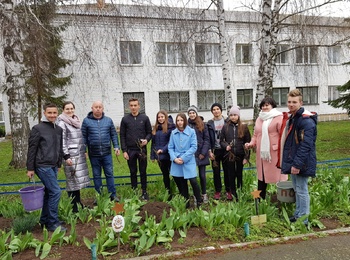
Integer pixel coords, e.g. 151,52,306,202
187,105,210,203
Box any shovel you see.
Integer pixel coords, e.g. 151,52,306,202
250,190,267,225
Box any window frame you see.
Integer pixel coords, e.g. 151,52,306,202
156,42,187,65
159,91,190,112
237,89,253,108
272,87,289,106
197,90,226,111
328,85,340,101
295,46,318,64
328,46,341,64
195,43,221,65
236,44,252,64
276,45,289,64
120,41,142,65
297,86,319,105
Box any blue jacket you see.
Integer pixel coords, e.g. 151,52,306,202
188,118,210,166
150,120,175,161
168,126,197,179
280,107,317,177
81,112,119,157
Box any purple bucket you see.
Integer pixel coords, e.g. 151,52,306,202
19,185,45,211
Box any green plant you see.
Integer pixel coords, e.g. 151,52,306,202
0,230,34,259
0,126,5,138
12,213,39,235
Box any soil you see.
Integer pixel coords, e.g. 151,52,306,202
0,200,344,260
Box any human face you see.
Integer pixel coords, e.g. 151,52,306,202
287,96,302,115
157,113,166,124
211,106,222,118
176,117,184,130
188,111,197,120
229,114,239,124
63,103,75,118
261,103,273,112
91,101,104,119
129,100,140,116
43,107,58,123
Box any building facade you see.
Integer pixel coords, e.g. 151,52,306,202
1,4,349,133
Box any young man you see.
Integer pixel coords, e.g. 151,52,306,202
26,103,66,232
278,89,317,225
207,103,229,200
81,101,120,202
120,98,152,200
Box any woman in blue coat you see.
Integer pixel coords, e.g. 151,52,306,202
187,105,210,203
168,113,202,208
151,110,175,195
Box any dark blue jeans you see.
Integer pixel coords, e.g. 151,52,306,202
36,167,61,228
89,154,116,198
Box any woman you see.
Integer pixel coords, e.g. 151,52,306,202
168,113,203,208
150,110,175,196
220,105,251,201
187,105,210,203
57,101,90,213
245,97,287,199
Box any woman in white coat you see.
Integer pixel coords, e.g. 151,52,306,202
168,113,202,208
57,101,90,213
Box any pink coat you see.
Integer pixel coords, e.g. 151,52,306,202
248,115,287,183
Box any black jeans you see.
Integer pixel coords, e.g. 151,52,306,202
225,156,244,199
212,149,229,192
127,149,148,192
158,159,171,191
173,176,202,207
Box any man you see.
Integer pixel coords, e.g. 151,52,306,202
207,103,229,200
120,98,152,200
27,103,66,232
278,89,317,225
81,101,120,202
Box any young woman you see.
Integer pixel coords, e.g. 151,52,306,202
245,97,287,199
220,106,251,201
150,110,175,196
57,101,90,213
187,105,210,203
168,113,203,208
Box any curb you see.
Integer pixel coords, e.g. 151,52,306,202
128,227,350,260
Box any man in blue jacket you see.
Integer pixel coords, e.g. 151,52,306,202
120,98,152,200
279,89,317,225
81,101,120,202
27,103,66,231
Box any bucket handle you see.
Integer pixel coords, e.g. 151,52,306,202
29,176,37,191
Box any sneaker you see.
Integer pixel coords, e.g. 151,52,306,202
47,224,67,232
214,192,221,200
141,192,149,201
202,194,209,203
226,192,233,201
289,216,297,223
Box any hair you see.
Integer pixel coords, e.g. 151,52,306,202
152,110,169,135
128,97,139,103
259,96,277,109
288,89,303,102
62,101,75,110
43,103,58,111
176,113,187,129
192,115,204,132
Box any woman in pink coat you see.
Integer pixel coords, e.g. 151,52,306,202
245,97,287,199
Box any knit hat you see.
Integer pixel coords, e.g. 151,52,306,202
210,102,223,112
229,105,240,116
187,105,198,115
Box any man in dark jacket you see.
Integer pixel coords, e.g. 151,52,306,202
81,101,120,202
279,89,317,225
27,103,66,232
120,98,152,200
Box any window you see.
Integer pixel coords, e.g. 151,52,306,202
276,45,289,64
297,87,318,105
296,46,318,64
328,86,340,101
123,92,145,114
0,101,4,122
120,41,141,65
195,43,220,65
236,44,252,64
197,90,225,110
159,92,189,112
273,88,289,106
156,43,187,65
328,46,341,64
237,89,253,108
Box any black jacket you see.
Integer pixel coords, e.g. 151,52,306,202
120,113,152,152
27,119,63,171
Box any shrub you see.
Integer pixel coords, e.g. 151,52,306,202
12,213,39,235
0,126,5,138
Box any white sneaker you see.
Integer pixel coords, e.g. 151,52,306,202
202,194,209,203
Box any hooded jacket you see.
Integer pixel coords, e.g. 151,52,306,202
150,117,175,161
27,116,63,171
278,107,317,177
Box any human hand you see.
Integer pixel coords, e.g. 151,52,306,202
209,151,215,160
27,171,34,178
243,159,248,165
226,146,231,151
291,166,300,175
245,143,251,149
140,139,148,147
66,158,73,166
156,149,163,154
115,149,120,156
123,151,129,160
199,154,204,160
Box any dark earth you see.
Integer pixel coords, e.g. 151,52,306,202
0,200,343,260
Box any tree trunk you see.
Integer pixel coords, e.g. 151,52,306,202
217,0,234,112
1,2,30,168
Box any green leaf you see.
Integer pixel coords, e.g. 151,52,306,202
83,237,91,249
40,243,51,259
179,230,187,238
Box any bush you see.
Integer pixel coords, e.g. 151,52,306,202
0,126,5,137
12,213,39,235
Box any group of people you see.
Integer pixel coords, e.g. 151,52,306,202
26,89,317,232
